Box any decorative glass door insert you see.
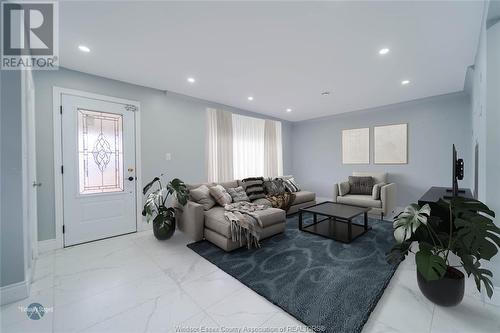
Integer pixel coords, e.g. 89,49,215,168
78,109,124,194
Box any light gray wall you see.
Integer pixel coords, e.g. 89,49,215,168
33,68,293,241
486,21,500,287
470,3,500,287
1,70,26,287
291,92,472,207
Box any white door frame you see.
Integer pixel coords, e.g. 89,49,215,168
53,87,143,248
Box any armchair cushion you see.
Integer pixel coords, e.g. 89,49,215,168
337,194,382,208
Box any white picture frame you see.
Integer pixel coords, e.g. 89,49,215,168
374,123,408,164
342,128,370,164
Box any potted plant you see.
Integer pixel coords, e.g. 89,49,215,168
142,175,188,240
388,197,499,306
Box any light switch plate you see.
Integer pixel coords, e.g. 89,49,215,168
165,153,172,161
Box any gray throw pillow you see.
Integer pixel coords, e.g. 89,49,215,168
209,184,232,206
372,183,387,200
227,186,250,203
338,181,350,196
241,177,266,200
263,178,286,196
189,185,216,210
348,176,374,195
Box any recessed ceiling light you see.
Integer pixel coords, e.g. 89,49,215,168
379,48,390,55
187,77,196,83
401,80,410,85
247,96,254,101
321,91,330,96
286,108,292,113
78,45,90,53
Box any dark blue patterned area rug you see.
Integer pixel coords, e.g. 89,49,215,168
187,214,399,333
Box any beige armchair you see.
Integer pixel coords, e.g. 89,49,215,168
333,172,396,220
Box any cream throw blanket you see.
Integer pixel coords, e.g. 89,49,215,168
224,202,267,249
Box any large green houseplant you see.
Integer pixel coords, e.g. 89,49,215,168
142,175,188,240
388,197,499,305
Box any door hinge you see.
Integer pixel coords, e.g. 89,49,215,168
61,165,64,174
62,225,65,234
60,105,63,114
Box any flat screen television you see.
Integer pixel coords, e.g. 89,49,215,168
446,144,465,197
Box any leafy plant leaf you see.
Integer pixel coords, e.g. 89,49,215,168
393,203,430,243
415,247,446,281
386,241,412,264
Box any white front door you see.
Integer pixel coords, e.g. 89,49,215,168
61,94,137,246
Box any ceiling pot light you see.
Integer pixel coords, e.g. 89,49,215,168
401,80,410,85
247,96,254,101
187,77,196,83
286,108,292,113
379,48,390,55
78,45,90,53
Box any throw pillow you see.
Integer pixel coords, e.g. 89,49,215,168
282,177,301,192
348,176,374,195
241,177,266,200
189,185,216,210
372,183,387,200
227,186,250,203
209,184,232,206
338,181,350,196
273,178,287,194
263,178,286,196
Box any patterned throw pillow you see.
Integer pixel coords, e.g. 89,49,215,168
241,177,266,200
263,178,286,196
282,177,301,193
189,185,216,210
348,176,374,195
227,186,250,203
209,184,232,206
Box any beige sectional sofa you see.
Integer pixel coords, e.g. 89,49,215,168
333,172,396,220
177,179,316,251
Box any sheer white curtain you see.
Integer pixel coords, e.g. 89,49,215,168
264,120,283,177
207,108,233,182
208,110,283,181
232,114,265,179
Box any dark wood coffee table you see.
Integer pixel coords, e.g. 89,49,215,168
299,202,371,243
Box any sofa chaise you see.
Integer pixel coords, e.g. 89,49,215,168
177,179,316,251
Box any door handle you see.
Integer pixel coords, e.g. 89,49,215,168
32,181,42,187
128,176,135,181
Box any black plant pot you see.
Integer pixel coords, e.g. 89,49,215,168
417,266,465,306
152,216,175,240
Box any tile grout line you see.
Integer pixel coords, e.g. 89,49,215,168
428,303,435,333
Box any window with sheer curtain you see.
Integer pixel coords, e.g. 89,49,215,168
207,109,283,182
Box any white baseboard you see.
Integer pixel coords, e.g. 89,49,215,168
38,239,59,254
0,280,29,305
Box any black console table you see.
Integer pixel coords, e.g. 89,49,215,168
418,187,473,229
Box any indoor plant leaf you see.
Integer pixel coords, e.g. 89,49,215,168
415,245,446,281
393,203,430,243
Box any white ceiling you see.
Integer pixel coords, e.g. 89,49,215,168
59,1,484,122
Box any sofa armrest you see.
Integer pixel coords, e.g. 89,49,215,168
380,183,396,216
333,183,339,203
177,200,205,241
